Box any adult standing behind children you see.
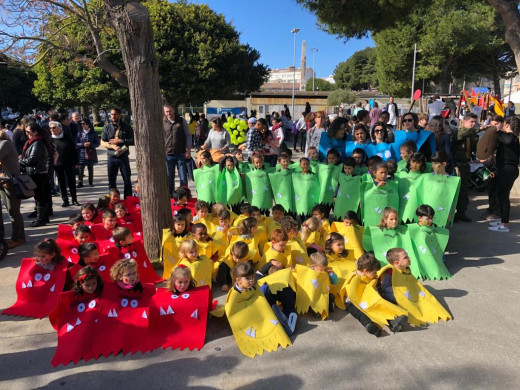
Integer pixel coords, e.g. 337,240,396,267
101,108,134,198
163,104,191,197
384,97,399,128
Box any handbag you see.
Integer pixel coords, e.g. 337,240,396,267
85,148,97,161
12,174,37,199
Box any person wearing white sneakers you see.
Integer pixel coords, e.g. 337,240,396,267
489,116,520,233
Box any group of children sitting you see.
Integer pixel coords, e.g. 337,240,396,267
3,176,453,362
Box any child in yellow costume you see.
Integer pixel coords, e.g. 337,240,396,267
300,216,324,252
312,204,331,248
217,241,256,292
379,248,452,326
212,209,232,261
211,203,237,228
225,263,293,358
280,217,310,266
295,253,338,320
193,200,216,235
345,253,408,337
161,214,192,280
325,232,356,309
330,210,365,259
265,204,285,237
228,217,262,265
251,206,268,255
259,229,293,272
177,239,213,288
232,203,253,228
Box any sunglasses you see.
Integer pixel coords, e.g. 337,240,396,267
403,118,414,123
374,129,384,133
49,126,57,130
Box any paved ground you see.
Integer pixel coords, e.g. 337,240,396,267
1,147,519,389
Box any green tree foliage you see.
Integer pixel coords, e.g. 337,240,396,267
333,47,377,91
305,78,336,91
327,89,357,106
0,55,40,112
146,0,269,106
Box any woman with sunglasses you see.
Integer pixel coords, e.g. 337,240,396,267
367,122,393,161
393,112,435,161
370,122,388,144
20,122,52,226
75,118,100,188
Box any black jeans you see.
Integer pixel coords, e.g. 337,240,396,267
79,164,94,185
497,164,519,224
30,173,51,215
55,165,77,201
107,155,132,198
294,130,306,151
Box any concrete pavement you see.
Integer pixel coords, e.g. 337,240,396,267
1,147,519,389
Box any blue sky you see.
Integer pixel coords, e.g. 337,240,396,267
189,0,373,78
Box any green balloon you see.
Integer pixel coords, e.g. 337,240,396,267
227,116,233,123
230,123,236,129
234,118,240,124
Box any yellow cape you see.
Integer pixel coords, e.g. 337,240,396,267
287,237,310,266
161,228,192,280
379,265,452,327
295,265,330,320
229,234,262,265
327,253,356,310
257,268,296,294
225,287,292,358
179,256,213,289
260,246,293,269
346,272,408,328
330,222,365,259
265,217,281,237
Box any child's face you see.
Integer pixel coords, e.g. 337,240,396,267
354,129,366,142
272,240,287,252
174,276,191,293
374,167,388,182
235,152,243,161
432,161,447,175
177,196,188,205
312,210,324,220
232,253,247,263
225,160,235,172
418,215,433,227
236,275,255,290
80,278,98,294
385,212,399,229
186,248,199,260
174,221,186,234
193,228,208,242
121,266,138,285
352,153,363,165
307,148,318,161
253,157,263,169
252,211,262,222
394,251,411,270
343,165,354,175
287,228,298,239
200,155,210,166
272,210,284,222
279,158,289,170
400,149,412,161
197,208,208,219
312,264,327,272
82,209,94,221
360,268,378,280
120,234,133,246
185,214,193,223
344,218,357,226
74,231,91,244
331,240,344,254
218,218,230,230
115,208,126,218
84,250,100,266
327,154,339,165
103,217,118,230
110,193,120,204
35,251,54,266
410,160,422,172
300,160,310,173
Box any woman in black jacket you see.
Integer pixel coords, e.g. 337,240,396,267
20,122,51,226
489,116,520,233
50,121,79,206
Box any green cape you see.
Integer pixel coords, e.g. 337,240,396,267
217,167,244,206
292,172,320,216
269,170,295,212
361,179,400,227
245,168,273,211
317,164,342,205
395,171,423,223
417,174,460,227
193,164,219,203
407,223,451,280
333,174,362,219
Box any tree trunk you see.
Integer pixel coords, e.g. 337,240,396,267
490,55,502,99
103,0,171,261
487,0,520,72
90,106,101,126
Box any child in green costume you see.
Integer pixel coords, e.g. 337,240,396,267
333,157,362,220
317,149,342,207
217,156,243,208
193,150,219,204
407,205,451,280
245,154,274,213
269,154,295,214
292,158,319,219
396,153,426,223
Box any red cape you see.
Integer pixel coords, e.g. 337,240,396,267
148,286,210,351
56,238,84,265
68,252,119,284
93,282,156,357
50,291,102,366
57,224,75,241
2,258,68,318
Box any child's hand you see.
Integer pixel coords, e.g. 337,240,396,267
326,267,333,274
271,260,283,268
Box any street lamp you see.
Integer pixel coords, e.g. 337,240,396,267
311,48,318,91
291,28,300,119
411,43,417,105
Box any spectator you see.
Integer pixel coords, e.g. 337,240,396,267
427,94,445,120
369,102,382,127
76,118,100,188
384,97,399,129
195,113,209,149
505,101,515,118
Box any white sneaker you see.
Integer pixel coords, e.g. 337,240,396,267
488,225,510,232
288,312,298,334
489,221,502,227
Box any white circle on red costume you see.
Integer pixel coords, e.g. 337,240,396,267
77,303,86,312
130,299,138,308
99,265,106,271
71,248,78,254
182,293,190,299
88,300,97,309
121,298,128,307
44,274,51,281
124,253,131,259
34,273,42,281
171,294,179,299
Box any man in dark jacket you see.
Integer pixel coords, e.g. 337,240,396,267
163,105,191,197
101,108,134,198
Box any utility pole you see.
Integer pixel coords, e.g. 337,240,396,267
311,48,318,91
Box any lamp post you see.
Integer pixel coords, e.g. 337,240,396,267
311,48,318,91
291,28,300,119
411,43,417,105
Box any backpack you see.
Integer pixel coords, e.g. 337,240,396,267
291,121,298,134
